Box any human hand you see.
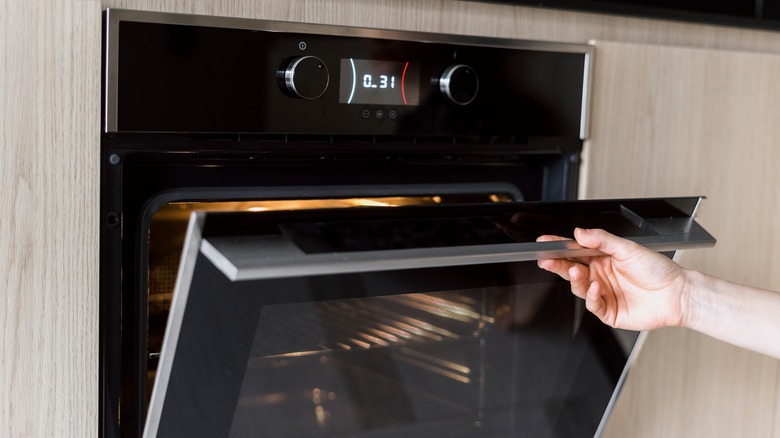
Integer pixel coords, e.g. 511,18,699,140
537,228,690,331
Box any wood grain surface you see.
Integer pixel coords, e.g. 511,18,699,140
587,40,780,438
0,1,102,437
2,0,780,436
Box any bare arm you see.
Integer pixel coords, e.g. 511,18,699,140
682,269,780,359
537,228,780,360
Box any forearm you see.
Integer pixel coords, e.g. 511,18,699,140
681,269,780,360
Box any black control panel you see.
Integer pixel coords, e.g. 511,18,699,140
108,14,591,138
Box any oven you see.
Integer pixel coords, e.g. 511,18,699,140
100,9,715,438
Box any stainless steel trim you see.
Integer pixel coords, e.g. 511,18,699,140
690,195,705,220
103,8,593,133
580,46,594,140
143,212,206,438
594,330,649,437
103,9,120,133
201,234,715,282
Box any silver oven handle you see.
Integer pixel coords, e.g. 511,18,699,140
200,230,714,282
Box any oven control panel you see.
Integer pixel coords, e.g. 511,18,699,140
106,10,591,138
278,55,477,106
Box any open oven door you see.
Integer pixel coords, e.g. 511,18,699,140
143,197,715,438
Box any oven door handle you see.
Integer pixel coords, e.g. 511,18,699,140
200,230,713,282
180,196,715,282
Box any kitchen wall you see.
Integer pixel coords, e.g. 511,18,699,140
2,0,780,436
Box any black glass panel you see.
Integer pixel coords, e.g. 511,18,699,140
151,256,636,438
279,210,646,254
114,20,586,136
199,197,705,254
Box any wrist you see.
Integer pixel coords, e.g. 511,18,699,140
678,268,704,330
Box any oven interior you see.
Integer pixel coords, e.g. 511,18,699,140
145,191,517,398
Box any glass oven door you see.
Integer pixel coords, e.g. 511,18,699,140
143,197,715,438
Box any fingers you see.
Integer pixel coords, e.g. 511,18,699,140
537,233,595,266
536,230,617,326
584,281,613,326
550,261,616,327
536,234,577,280
537,258,574,281
537,228,627,329
536,234,594,283
538,256,592,304
573,227,640,260
568,264,590,299
536,234,569,243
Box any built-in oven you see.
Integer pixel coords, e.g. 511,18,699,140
100,9,715,438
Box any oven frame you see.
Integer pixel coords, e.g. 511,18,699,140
100,9,595,437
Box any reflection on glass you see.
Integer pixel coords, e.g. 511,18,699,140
227,284,638,437
145,193,513,402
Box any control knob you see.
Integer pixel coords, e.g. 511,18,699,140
439,64,479,105
278,56,330,99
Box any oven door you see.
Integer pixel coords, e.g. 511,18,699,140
143,197,714,438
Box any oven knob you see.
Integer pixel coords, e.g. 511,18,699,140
439,64,479,105
278,56,330,99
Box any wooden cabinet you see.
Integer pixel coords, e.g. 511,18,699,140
0,2,102,437
587,41,780,437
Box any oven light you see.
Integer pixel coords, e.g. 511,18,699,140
312,388,323,404
351,199,392,207
311,388,332,428
314,405,328,426
247,206,269,212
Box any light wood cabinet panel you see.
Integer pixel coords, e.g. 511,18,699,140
586,40,780,438
0,1,102,437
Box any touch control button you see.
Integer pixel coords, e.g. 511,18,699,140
361,109,371,119
376,110,384,119
278,56,329,99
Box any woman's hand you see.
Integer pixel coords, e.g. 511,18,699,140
539,227,780,359
537,228,690,331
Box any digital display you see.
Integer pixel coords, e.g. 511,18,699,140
339,58,420,106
